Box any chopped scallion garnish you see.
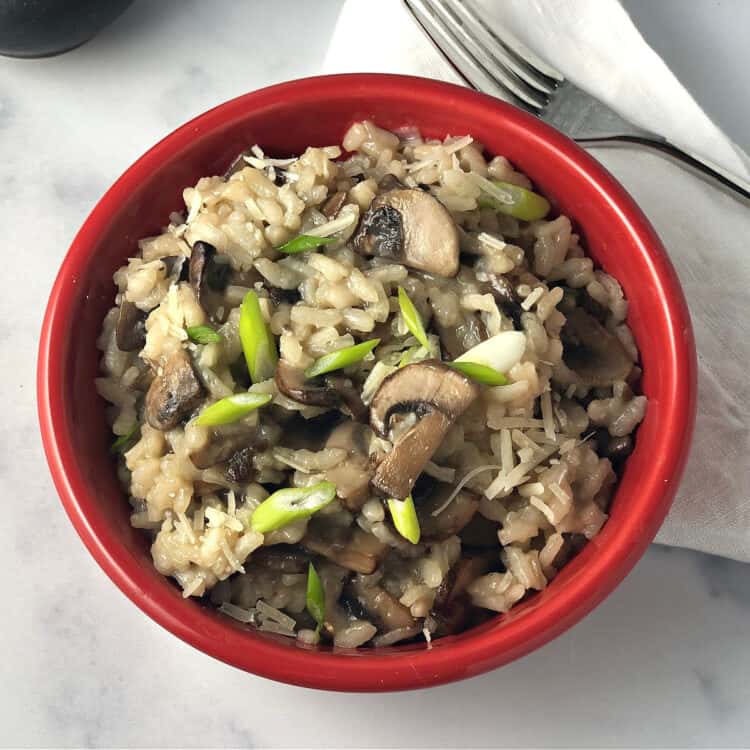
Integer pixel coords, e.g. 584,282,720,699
276,235,336,254
186,325,222,344
304,339,380,380
239,290,278,383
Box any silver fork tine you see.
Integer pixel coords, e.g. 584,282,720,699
430,0,551,108
405,0,541,113
404,0,545,115
463,0,565,85
443,0,558,95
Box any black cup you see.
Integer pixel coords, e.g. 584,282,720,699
0,0,134,58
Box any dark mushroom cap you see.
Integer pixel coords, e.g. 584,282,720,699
302,523,387,575
144,349,204,431
324,420,374,511
417,484,479,540
368,361,479,499
115,300,147,352
561,308,632,386
274,359,340,408
371,410,451,499
369,360,479,436
346,578,416,632
354,188,460,277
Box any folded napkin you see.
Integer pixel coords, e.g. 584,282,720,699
324,0,750,563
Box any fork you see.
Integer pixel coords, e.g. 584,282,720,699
404,0,750,201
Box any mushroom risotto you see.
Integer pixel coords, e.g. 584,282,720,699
97,121,647,648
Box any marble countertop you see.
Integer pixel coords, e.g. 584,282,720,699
2,1,748,746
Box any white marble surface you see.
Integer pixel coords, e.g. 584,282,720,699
2,1,749,747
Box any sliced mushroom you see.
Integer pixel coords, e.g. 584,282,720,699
225,446,254,482
324,375,368,422
560,308,632,387
224,148,253,179
354,188,460,277
145,349,204,430
323,420,374,511
115,300,147,352
189,423,266,469
188,241,211,300
302,523,387,575
372,410,451,499
431,554,494,636
435,313,488,359
487,273,523,329
369,361,478,499
417,484,479,540
346,578,416,632
274,360,340,408
321,190,347,218
275,360,368,421
370,360,479,436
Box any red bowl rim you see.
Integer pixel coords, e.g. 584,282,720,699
37,73,697,692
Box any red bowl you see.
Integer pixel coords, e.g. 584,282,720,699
37,74,696,691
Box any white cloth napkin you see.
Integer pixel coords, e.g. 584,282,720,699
323,0,750,563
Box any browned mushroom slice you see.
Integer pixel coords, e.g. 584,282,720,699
487,273,523,329
354,188,460,277
431,554,494,636
225,446,253,482
372,410,451,499
115,300,147,352
324,375,368,422
321,190,347,218
144,349,204,430
435,313,488,359
369,361,479,499
369,360,479,436
417,484,479,540
346,578,417,632
188,241,211,300
274,359,340,408
189,423,266,470
561,308,632,387
223,148,253,179
302,524,387,575
323,420,374,511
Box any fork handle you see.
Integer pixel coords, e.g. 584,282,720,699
577,135,750,201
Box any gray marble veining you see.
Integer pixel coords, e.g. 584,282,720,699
1,1,748,747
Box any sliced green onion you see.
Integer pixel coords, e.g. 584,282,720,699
304,338,380,380
455,331,526,372
186,325,222,344
387,495,421,544
397,287,430,350
250,481,337,533
110,423,139,454
276,235,336,254
447,361,509,386
306,562,325,631
195,392,272,426
478,180,551,221
239,290,278,383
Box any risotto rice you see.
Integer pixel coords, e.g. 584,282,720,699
96,120,647,648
